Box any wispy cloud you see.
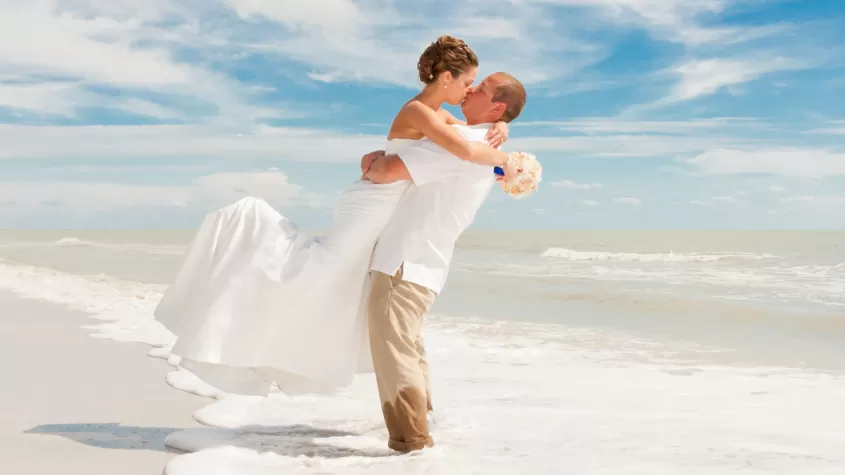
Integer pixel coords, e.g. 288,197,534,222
613,197,642,205
235,0,597,87
524,0,788,46
552,179,603,189
621,55,815,112
711,195,740,204
508,133,750,158
682,148,845,179
514,117,766,134
780,195,845,207
0,82,185,119
806,120,845,136
665,56,810,103
0,124,384,161
0,0,841,230
0,170,327,212
0,1,284,123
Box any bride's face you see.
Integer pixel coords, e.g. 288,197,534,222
443,67,478,106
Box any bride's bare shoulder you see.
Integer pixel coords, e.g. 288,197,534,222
388,100,453,140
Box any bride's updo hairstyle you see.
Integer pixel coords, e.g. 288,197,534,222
417,35,479,84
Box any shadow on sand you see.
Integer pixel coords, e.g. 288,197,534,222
26,422,396,458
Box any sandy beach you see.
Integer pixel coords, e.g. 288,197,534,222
0,290,203,475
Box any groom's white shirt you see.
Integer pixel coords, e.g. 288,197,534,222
370,123,496,294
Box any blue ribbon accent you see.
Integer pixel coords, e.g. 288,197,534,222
493,166,504,176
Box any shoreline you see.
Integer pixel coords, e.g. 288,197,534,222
0,290,205,475
2,283,844,473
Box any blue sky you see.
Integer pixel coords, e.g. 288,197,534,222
0,0,844,229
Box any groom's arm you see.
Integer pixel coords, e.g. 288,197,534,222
363,130,500,185
368,150,481,185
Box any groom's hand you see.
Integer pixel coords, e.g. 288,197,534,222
486,121,509,149
361,150,385,179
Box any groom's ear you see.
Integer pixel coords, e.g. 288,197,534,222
491,101,507,120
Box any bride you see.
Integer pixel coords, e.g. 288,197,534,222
154,35,523,396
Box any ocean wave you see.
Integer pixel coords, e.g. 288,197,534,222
0,261,172,346
44,236,186,255
0,236,185,256
541,248,777,262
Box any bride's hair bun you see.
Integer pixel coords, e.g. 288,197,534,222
417,35,478,84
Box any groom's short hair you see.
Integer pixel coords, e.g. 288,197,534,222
492,73,526,123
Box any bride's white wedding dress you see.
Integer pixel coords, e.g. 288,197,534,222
154,138,421,396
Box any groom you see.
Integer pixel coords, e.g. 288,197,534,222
361,72,527,452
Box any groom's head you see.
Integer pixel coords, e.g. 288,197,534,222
461,72,526,126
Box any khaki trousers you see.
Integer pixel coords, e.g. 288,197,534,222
368,267,437,452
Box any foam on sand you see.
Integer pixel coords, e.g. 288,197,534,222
163,335,845,475
2,261,844,474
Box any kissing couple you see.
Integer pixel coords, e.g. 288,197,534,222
154,35,542,453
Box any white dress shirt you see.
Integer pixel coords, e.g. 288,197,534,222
370,123,496,294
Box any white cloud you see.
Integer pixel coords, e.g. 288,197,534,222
0,170,327,212
0,82,183,119
0,3,198,88
235,0,602,87
3,120,837,180
806,120,845,135
0,0,613,124
0,182,191,210
0,124,385,161
514,117,764,134
780,196,845,206
711,196,738,203
689,200,705,205
307,71,355,84
0,82,81,117
193,171,329,208
0,120,756,164
655,56,810,105
769,185,786,193
507,133,749,157
552,179,603,190
682,148,845,179
0,1,286,122
228,0,371,31
0,0,821,126
613,197,642,205
582,199,599,206
524,0,787,46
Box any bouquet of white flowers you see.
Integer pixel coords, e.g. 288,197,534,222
495,151,542,198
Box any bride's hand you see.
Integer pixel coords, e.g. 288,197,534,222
499,155,522,182
361,150,385,179
486,121,509,148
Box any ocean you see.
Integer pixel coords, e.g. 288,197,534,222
1,229,844,473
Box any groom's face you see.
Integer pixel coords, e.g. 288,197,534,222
460,74,507,124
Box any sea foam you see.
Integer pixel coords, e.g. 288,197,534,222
542,248,777,262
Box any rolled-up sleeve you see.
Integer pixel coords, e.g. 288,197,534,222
401,146,465,186
400,127,489,186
